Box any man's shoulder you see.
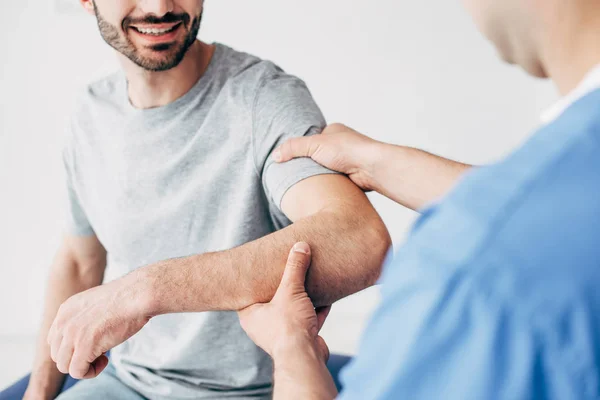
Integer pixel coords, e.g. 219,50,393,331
63,72,123,149
215,43,307,94
67,71,124,127
78,71,124,106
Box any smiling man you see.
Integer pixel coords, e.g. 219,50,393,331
0,1,390,399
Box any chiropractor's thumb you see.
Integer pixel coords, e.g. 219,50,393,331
274,136,315,163
276,242,312,295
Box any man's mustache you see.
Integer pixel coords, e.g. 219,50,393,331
123,12,190,29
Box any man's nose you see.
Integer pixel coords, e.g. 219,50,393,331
138,0,175,18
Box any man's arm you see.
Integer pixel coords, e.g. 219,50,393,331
275,123,472,211
25,235,106,400
143,174,389,312
48,174,391,378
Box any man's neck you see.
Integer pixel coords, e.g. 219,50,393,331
541,8,600,96
120,40,214,109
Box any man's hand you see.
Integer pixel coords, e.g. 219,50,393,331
273,123,382,192
47,275,150,379
238,242,331,361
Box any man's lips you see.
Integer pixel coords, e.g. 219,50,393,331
129,21,183,38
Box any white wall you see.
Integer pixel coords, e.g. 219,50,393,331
0,0,557,373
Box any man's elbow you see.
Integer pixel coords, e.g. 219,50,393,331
311,209,390,307
360,211,392,286
327,205,391,297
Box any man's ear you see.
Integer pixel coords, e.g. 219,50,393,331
79,0,96,16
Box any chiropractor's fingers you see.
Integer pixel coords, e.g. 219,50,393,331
316,335,331,362
274,136,319,163
275,242,312,297
316,306,331,332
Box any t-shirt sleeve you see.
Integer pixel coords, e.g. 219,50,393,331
62,143,94,236
252,68,338,212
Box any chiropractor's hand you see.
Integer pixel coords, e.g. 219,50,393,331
274,123,381,192
47,275,150,379
238,242,331,361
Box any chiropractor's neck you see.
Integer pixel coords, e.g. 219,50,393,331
540,5,600,95
119,40,214,109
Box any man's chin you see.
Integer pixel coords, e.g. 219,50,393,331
135,60,182,72
129,48,186,71
121,28,197,72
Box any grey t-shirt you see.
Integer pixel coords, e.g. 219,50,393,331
63,43,335,399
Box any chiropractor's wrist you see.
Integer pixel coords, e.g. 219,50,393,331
272,335,337,399
359,139,392,192
273,334,327,369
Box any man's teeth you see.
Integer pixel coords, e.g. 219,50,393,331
135,25,177,35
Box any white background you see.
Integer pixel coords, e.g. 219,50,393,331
0,0,557,388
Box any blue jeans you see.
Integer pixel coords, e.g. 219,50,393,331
0,355,351,399
0,363,143,400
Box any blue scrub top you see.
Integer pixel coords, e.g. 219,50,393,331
338,89,600,399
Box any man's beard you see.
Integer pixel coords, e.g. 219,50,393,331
93,1,202,72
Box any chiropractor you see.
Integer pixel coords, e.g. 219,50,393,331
239,124,472,399
238,0,600,397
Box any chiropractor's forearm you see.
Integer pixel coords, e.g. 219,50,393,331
138,202,389,315
369,143,471,210
27,242,106,399
273,340,337,400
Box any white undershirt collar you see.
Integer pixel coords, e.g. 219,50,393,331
541,64,600,124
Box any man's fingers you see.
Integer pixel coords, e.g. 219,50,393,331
81,354,109,379
70,351,108,380
316,306,332,332
48,303,66,346
274,136,317,163
68,350,91,379
47,319,58,346
55,340,74,374
275,242,312,296
50,332,63,363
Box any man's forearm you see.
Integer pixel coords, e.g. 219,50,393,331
28,247,105,398
368,143,471,210
137,200,390,315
